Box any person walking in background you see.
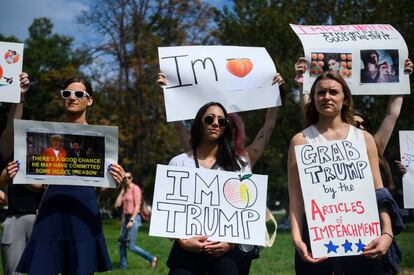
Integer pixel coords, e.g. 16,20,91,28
115,171,157,270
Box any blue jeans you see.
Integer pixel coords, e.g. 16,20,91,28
119,214,154,269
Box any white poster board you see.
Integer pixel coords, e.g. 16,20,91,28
399,131,414,208
290,24,410,95
0,41,24,103
14,119,119,188
159,46,280,122
295,139,380,258
149,164,268,246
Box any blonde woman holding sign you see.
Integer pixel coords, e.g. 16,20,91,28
288,72,394,275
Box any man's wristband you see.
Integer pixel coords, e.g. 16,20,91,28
129,218,135,223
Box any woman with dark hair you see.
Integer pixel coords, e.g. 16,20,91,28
165,101,251,275
6,76,126,274
288,71,395,275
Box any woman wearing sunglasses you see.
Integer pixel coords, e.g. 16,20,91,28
156,72,284,275
6,76,126,275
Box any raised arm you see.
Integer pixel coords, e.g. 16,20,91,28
374,58,413,154
157,72,191,151
362,131,393,257
0,73,30,160
294,57,310,109
245,73,285,168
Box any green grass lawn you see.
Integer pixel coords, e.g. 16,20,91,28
100,219,414,275
1,218,412,274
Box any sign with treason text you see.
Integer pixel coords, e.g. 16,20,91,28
290,24,410,95
149,164,268,246
399,131,414,208
13,119,119,188
159,46,280,122
295,139,380,258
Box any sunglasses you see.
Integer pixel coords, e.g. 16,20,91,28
355,120,366,130
60,90,90,100
203,115,228,128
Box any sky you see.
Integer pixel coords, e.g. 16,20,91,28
0,0,230,46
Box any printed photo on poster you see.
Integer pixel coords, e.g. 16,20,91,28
26,132,105,178
360,49,399,84
14,120,118,188
310,52,352,78
0,41,24,103
290,24,410,95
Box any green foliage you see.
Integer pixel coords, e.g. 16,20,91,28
77,0,215,201
21,17,91,121
214,0,414,209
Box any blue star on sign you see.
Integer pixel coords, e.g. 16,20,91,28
324,240,339,253
355,239,365,252
341,239,353,253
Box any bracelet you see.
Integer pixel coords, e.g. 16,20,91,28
381,232,394,240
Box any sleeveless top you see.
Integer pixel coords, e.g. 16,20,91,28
302,124,364,145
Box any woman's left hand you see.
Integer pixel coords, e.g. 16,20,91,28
109,163,125,185
272,73,285,86
362,233,393,259
203,241,234,257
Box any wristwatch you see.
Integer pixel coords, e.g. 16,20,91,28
129,218,135,223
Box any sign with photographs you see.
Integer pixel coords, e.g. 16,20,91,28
290,24,410,95
0,41,24,103
13,120,119,188
294,139,380,258
159,46,281,122
149,164,268,246
399,131,414,208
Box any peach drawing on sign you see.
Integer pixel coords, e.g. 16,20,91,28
4,50,20,64
223,174,257,209
226,58,253,78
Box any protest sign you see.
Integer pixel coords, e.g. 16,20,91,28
290,24,410,95
149,164,268,246
13,119,118,188
159,46,280,121
399,131,414,208
295,138,380,258
0,41,24,103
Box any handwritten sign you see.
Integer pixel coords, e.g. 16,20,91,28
0,41,24,103
13,119,119,188
159,46,280,122
399,131,414,208
295,139,380,258
149,164,268,246
290,24,410,95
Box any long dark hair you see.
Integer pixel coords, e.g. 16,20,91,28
353,111,395,189
303,71,354,127
190,102,244,171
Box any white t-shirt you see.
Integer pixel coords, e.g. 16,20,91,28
169,152,251,173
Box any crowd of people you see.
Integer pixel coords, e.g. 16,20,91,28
0,51,412,275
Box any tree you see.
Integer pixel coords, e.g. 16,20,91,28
213,0,414,209
22,17,91,121
78,0,215,197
